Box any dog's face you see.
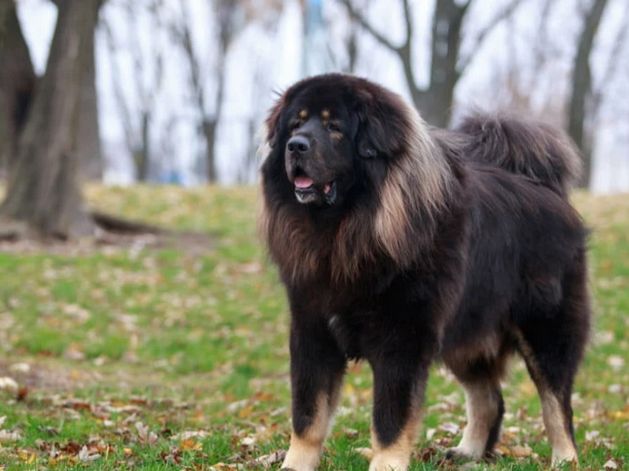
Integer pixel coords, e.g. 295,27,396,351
281,93,357,206
264,75,410,208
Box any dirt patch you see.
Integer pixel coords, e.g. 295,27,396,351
0,230,214,257
0,359,93,394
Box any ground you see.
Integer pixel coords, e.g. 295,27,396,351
0,186,626,470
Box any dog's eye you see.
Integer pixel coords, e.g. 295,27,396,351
289,120,301,131
327,122,341,132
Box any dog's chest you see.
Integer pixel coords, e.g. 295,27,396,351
326,308,378,360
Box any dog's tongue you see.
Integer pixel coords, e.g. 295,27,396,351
294,176,314,189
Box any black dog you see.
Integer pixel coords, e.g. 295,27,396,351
259,74,590,470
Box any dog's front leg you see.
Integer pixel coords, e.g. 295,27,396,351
368,337,433,471
281,316,346,471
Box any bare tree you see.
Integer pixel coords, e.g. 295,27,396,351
339,0,524,127
102,0,165,182
0,0,104,239
499,0,565,121
323,0,364,73
77,2,103,181
172,0,237,183
0,1,36,173
240,64,271,183
568,0,621,188
590,4,629,114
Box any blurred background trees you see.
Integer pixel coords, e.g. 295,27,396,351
0,0,104,238
0,0,628,238
339,0,526,127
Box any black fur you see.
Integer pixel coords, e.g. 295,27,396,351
261,74,590,466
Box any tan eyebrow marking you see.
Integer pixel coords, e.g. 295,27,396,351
299,109,308,119
321,109,330,120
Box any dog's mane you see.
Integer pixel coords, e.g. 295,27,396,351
260,75,454,283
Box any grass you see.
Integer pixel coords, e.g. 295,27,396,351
0,185,626,470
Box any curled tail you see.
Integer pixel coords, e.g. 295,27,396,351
457,114,582,195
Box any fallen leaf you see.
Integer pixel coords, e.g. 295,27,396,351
180,438,202,451
171,430,209,441
210,463,240,470
78,445,101,462
0,430,22,441
604,459,618,469
16,386,28,401
608,384,622,394
510,444,533,458
247,450,285,467
439,422,460,435
135,421,158,444
585,430,600,441
607,355,624,370
18,450,36,464
9,363,30,373
241,436,256,448
0,377,18,392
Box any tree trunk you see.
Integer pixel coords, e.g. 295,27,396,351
77,10,103,181
134,112,151,181
0,2,37,173
418,0,467,127
203,119,218,183
568,0,609,189
0,0,102,239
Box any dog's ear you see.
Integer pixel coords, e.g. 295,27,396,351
355,89,408,160
265,97,284,149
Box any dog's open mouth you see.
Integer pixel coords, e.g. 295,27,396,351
294,176,336,205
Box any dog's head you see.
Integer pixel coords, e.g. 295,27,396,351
262,74,414,208
260,74,455,278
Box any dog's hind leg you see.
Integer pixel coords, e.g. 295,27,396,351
451,380,504,460
516,257,590,466
516,323,584,466
516,328,579,466
445,351,508,461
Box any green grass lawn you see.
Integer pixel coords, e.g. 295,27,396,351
0,186,627,470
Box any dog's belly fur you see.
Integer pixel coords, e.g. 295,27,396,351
326,290,511,369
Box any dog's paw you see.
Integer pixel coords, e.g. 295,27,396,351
551,452,578,468
444,446,482,462
368,454,409,471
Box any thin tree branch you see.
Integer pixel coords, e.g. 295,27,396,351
526,0,555,95
457,0,525,74
591,4,629,115
102,19,136,154
173,0,206,116
401,0,412,48
338,0,400,53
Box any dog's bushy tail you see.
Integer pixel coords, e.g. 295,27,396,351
457,114,582,195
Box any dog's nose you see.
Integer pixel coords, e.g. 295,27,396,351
287,135,310,155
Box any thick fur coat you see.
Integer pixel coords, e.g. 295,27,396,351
260,74,590,471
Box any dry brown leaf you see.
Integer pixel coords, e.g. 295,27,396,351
509,444,533,458
179,438,202,451
246,450,286,468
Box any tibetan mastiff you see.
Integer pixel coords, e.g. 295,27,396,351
259,74,590,471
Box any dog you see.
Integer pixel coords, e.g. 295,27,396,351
259,73,590,470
